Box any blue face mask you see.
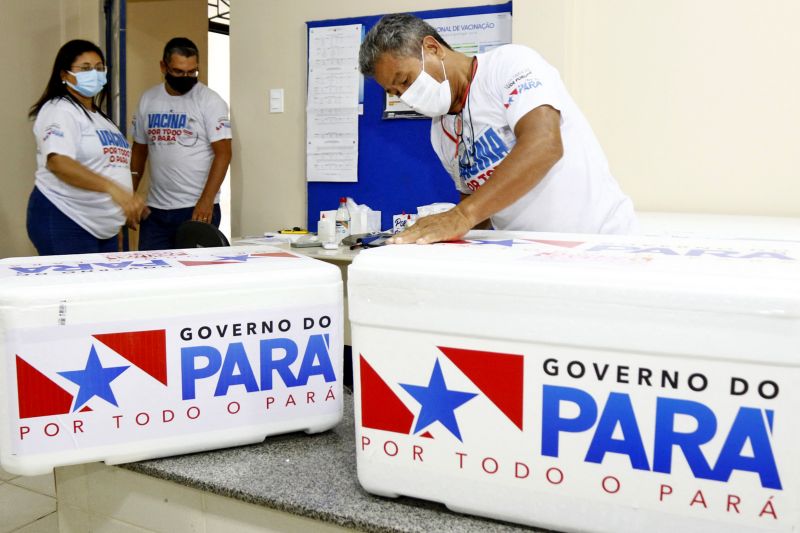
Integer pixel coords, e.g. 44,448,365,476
66,70,107,97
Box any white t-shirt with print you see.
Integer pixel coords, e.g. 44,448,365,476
33,98,132,239
132,82,231,209
431,44,637,235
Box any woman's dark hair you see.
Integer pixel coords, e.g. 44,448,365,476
29,39,108,120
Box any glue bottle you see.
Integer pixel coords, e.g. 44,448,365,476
335,197,350,244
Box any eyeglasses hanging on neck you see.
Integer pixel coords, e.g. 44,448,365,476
440,104,476,175
440,57,478,176
456,104,476,173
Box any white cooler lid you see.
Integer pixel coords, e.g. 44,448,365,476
0,246,339,302
348,231,800,362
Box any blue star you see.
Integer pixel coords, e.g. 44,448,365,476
58,346,129,411
400,359,477,441
213,254,251,262
473,239,514,247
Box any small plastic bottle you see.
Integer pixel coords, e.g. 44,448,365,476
335,197,350,244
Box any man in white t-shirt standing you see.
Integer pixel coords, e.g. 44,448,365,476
358,14,637,244
131,37,232,250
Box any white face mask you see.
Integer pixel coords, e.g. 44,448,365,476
400,47,451,117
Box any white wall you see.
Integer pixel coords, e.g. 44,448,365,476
208,31,232,240
0,0,102,258
515,0,800,215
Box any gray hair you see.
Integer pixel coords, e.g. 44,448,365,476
359,13,452,77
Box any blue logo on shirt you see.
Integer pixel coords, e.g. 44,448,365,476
96,129,129,148
459,128,510,179
148,113,188,129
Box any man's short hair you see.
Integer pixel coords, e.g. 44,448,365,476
359,13,452,77
163,37,199,63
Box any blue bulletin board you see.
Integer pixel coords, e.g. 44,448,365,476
306,2,512,232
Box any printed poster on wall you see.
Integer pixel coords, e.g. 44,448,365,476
306,24,363,182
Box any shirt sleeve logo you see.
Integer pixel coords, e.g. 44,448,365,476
42,123,65,142
503,70,543,109
215,117,231,132
503,68,534,89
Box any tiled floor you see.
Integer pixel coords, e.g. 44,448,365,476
0,466,57,533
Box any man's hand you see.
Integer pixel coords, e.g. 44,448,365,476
388,205,473,245
130,142,149,191
192,198,215,223
191,139,230,224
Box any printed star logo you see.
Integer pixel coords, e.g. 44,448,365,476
58,346,129,411
471,239,514,247
15,329,167,419
400,359,477,441
360,347,524,440
178,251,299,267
212,254,251,262
504,88,519,109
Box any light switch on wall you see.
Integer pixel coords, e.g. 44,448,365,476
269,89,284,113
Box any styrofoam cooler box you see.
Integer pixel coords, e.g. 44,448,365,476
0,246,343,475
348,230,800,533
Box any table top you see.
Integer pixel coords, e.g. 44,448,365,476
234,236,360,263
123,391,546,533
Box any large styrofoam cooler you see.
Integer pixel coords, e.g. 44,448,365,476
637,211,800,241
349,230,800,533
0,246,343,475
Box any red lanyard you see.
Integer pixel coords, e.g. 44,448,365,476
440,57,478,158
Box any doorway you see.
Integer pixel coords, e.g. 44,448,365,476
208,0,231,239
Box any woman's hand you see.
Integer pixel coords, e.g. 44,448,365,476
47,154,149,229
108,184,146,229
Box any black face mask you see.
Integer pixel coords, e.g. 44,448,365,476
165,74,198,95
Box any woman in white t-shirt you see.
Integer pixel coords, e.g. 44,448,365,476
27,39,146,256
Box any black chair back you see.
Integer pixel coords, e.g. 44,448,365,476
175,221,230,248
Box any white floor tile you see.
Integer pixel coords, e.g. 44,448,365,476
0,466,17,482
10,511,58,533
57,504,89,533
89,514,152,533
55,465,89,509
9,473,56,498
0,483,56,533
